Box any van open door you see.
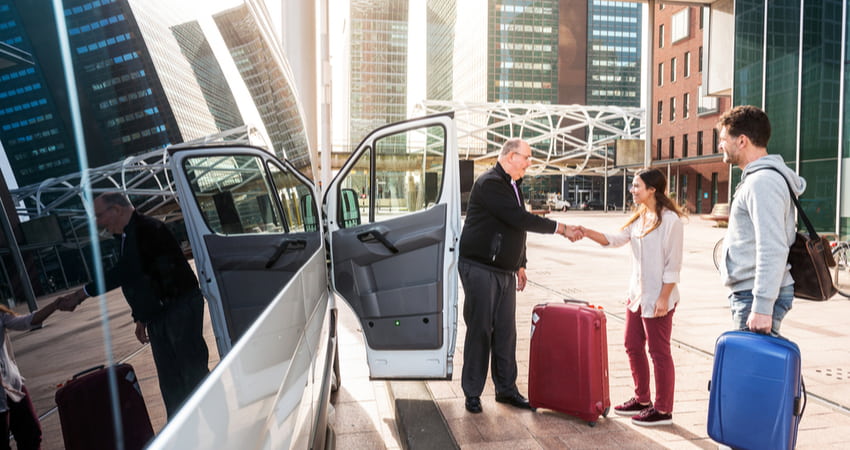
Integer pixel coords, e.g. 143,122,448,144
325,113,460,379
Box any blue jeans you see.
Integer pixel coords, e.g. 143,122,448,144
728,285,794,335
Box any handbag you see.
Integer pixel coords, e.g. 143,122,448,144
754,167,837,300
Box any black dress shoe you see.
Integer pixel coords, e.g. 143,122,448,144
495,393,533,410
465,396,482,413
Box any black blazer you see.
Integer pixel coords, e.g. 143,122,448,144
86,211,199,323
459,162,559,272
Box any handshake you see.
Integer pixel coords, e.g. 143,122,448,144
556,223,586,242
55,290,87,312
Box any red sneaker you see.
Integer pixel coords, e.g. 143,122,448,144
631,406,673,426
613,397,651,417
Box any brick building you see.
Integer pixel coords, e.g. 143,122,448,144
651,3,730,215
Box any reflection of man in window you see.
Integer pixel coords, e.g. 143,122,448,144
58,193,210,418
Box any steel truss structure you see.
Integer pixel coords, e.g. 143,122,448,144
416,101,645,176
11,103,646,226
10,126,264,229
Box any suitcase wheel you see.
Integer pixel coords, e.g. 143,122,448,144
602,407,609,418
587,420,597,427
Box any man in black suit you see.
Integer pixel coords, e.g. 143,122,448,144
458,138,579,413
58,193,209,418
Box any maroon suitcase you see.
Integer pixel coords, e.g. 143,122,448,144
55,363,155,450
528,299,610,426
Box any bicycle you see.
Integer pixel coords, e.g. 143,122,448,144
832,240,850,298
713,237,723,272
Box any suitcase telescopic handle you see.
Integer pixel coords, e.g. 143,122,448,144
563,299,589,305
563,298,604,310
72,365,105,379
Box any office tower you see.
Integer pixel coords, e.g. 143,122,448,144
348,0,409,150
586,0,641,107
427,0,456,103
0,0,312,188
488,0,559,105
724,0,846,233
0,0,77,186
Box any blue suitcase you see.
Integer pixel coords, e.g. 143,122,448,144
707,331,806,450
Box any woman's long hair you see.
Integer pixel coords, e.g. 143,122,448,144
622,169,683,237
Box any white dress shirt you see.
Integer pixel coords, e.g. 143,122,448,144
602,208,684,318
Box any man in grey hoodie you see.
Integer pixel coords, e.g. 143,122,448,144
717,105,806,335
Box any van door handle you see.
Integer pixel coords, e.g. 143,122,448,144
265,239,307,268
357,230,399,254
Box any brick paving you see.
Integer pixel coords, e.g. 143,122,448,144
11,211,849,448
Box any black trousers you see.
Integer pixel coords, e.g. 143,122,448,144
459,260,519,398
147,289,210,418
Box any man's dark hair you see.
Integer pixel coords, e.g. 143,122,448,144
98,192,132,208
717,105,771,148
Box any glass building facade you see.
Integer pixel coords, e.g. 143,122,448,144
214,4,310,170
586,0,641,107
487,0,559,104
732,0,847,236
349,0,409,149
427,0,456,102
0,0,314,302
0,0,312,188
0,0,76,186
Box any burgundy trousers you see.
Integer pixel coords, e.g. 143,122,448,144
624,306,675,413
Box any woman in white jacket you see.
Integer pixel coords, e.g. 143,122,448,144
579,168,684,427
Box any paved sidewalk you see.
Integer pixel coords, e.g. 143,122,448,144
11,286,218,449
425,211,850,449
11,211,849,448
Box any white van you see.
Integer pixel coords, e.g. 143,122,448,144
151,114,461,449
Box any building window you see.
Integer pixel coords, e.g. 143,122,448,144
657,100,663,124
684,52,691,77
658,62,664,86
671,57,677,82
697,130,704,155
682,133,689,157
671,8,690,43
669,136,675,159
670,96,676,121
698,85,718,115
700,6,706,30
699,46,703,72
659,24,664,48
657,138,662,160
712,128,718,153
683,92,690,118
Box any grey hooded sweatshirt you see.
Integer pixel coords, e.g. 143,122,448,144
720,154,807,316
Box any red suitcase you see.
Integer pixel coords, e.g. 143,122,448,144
55,363,155,450
528,299,610,426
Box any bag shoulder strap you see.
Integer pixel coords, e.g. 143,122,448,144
748,166,817,240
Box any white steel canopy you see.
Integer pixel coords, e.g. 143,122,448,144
416,101,645,176
10,126,265,226
11,102,647,224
